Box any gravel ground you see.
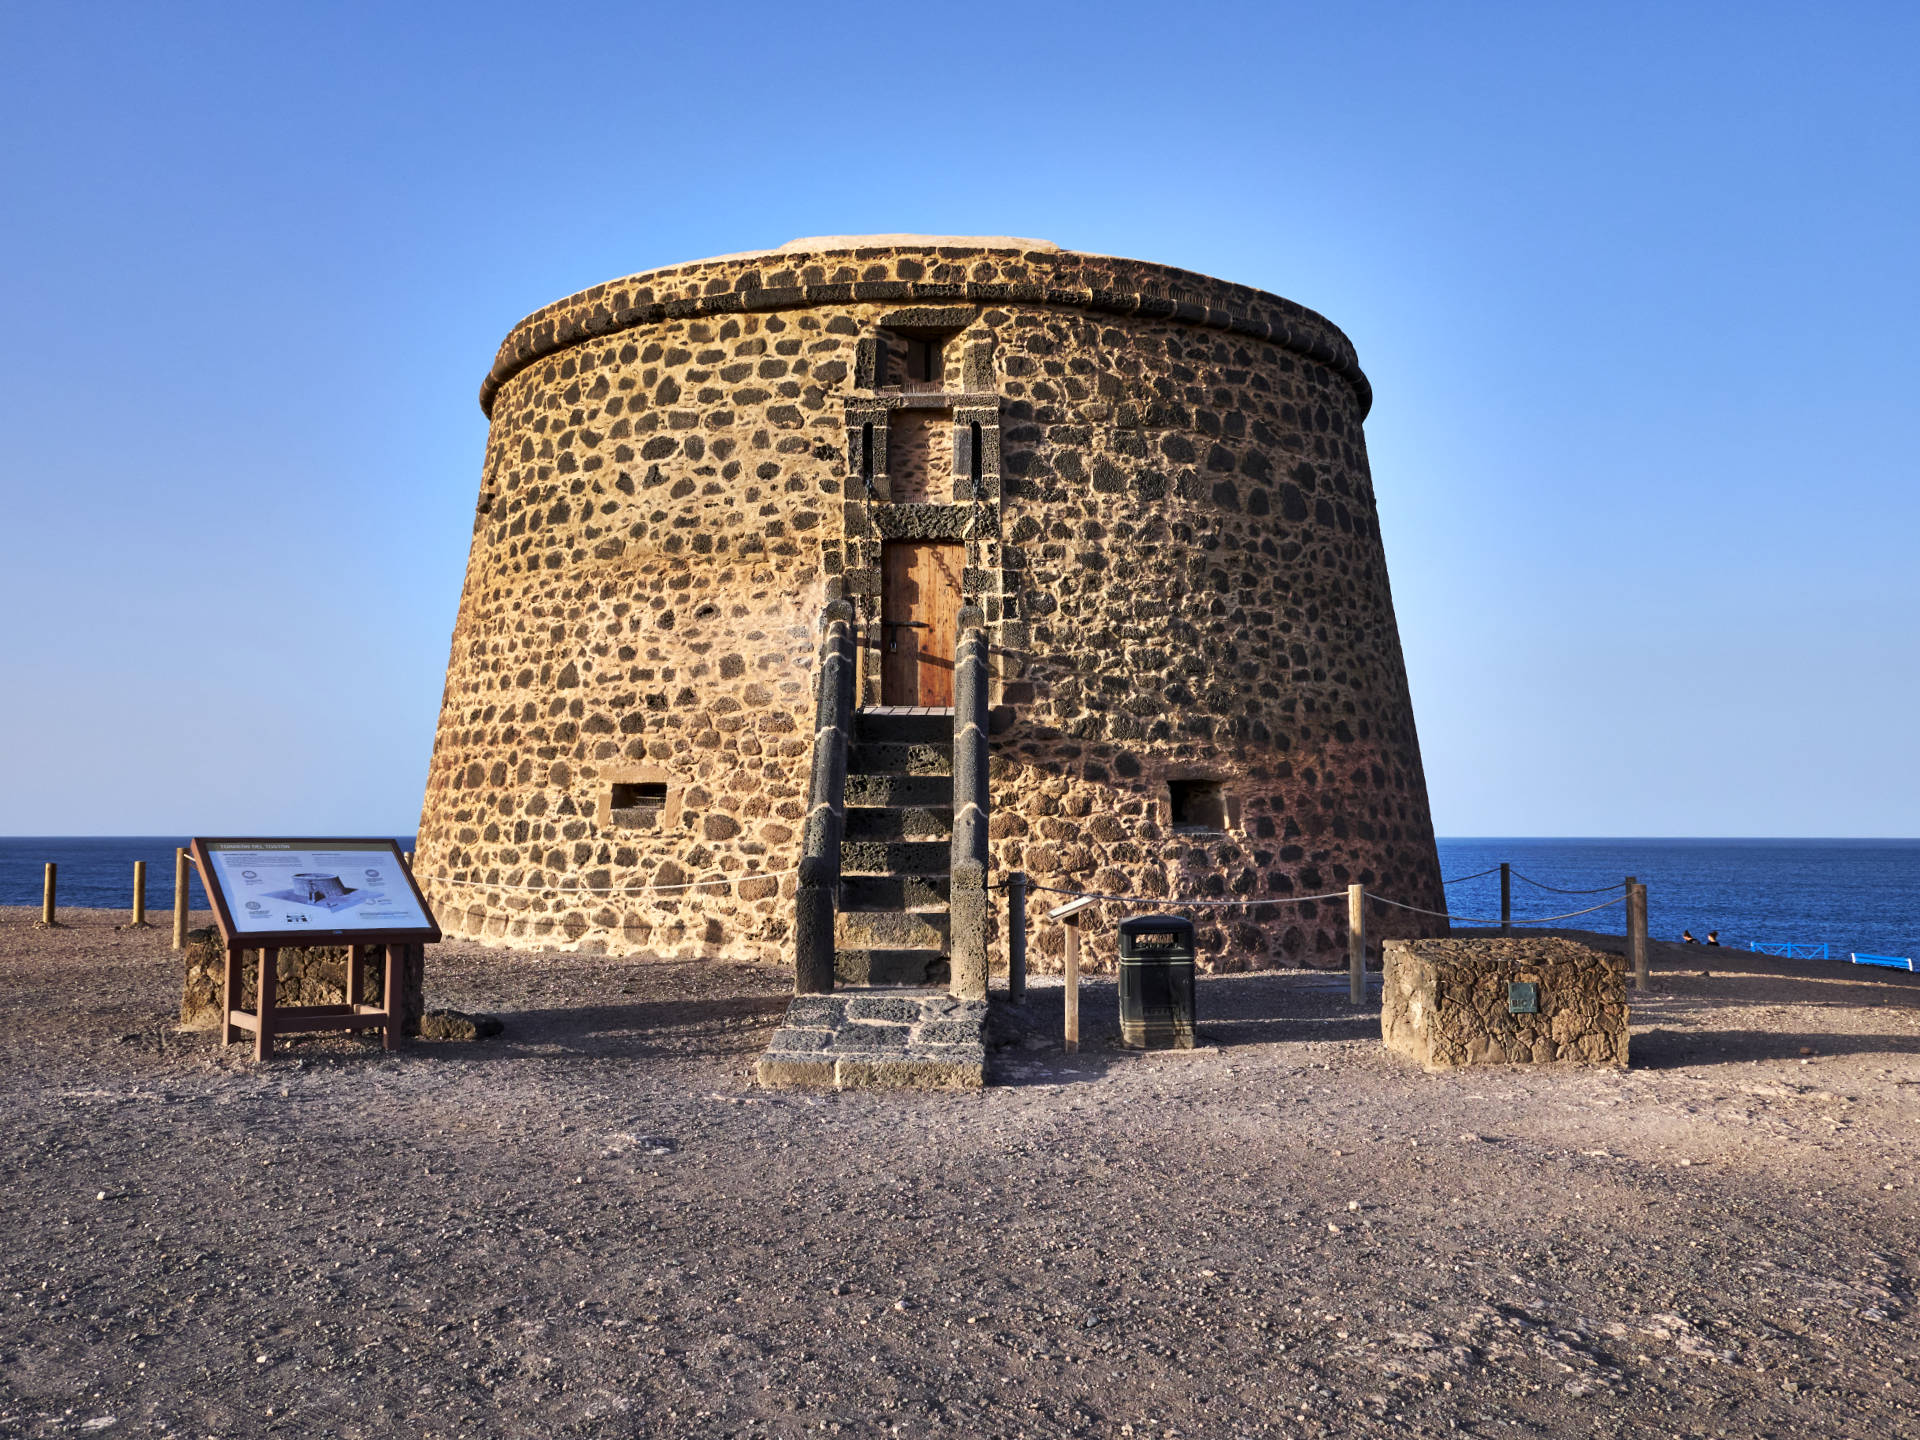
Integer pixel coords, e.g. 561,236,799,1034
4,908,1920,1439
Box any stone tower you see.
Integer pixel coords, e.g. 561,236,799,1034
415,236,1445,975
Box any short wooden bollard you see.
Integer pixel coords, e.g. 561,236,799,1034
1007,871,1028,1004
1348,883,1367,1005
1628,880,1650,989
41,863,56,927
1063,915,1081,1053
131,860,147,926
173,848,190,950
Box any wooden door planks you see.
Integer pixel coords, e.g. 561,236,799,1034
881,541,963,706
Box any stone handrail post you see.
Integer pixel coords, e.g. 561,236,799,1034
949,606,991,1000
795,600,856,995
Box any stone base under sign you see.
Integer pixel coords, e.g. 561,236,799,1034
178,927,426,1036
1381,937,1628,1070
756,990,986,1090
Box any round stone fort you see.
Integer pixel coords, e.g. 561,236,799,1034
415,235,1446,973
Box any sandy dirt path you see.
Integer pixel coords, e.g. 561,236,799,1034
3,910,1919,1438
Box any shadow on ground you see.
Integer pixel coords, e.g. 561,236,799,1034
988,969,1385,1084
1632,1026,1920,1069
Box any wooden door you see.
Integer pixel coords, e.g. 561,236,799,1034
880,541,963,706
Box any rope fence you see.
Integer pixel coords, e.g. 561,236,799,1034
1365,892,1628,926
1510,870,1629,896
1028,882,1348,910
1022,869,1657,1014
425,867,799,897
1027,880,1629,928
32,848,1890,999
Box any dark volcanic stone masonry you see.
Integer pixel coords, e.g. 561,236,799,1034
415,236,1446,970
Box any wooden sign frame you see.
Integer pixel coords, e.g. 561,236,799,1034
187,838,441,1061
190,837,440,948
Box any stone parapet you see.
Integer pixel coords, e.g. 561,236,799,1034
479,238,1369,419
1381,937,1628,1070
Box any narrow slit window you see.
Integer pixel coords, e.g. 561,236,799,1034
1169,779,1227,832
861,422,874,480
969,422,983,483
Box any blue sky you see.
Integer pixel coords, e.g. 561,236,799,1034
2,1,1914,837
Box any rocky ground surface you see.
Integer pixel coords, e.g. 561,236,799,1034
4,910,1920,1439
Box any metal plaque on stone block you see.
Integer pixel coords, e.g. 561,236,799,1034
1508,981,1539,1015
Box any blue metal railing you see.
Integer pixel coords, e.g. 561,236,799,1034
1852,953,1916,972
1746,941,1917,972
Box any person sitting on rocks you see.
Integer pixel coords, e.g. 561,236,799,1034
1706,931,1722,947
1682,930,1697,943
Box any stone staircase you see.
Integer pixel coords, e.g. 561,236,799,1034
834,707,953,986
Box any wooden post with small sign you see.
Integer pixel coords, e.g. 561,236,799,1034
1348,883,1366,1005
1048,894,1094,1053
1063,917,1081,1053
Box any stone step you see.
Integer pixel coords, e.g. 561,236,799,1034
835,948,950,987
840,839,949,877
755,990,986,1092
836,910,949,952
848,742,952,777
844,805,952,841
855,709,954,745
845,773,952,808
839,874,949,912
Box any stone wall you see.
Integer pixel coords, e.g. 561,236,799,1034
416,237,1446,969
179,928,425,1035
1381,937,1629,1070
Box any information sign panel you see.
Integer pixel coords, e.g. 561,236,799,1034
190,838,440,947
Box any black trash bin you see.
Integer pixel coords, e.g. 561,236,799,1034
1118,915,1197,1049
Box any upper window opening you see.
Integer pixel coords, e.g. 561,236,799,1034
1169,779,1227,833
905,337,941,387
611,781,667,811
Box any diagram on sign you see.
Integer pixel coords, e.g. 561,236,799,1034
262,872,382,914
197,841,436,937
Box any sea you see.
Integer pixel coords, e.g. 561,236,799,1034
0,837,419,916
1,835,1914,963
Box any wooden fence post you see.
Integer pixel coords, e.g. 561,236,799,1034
1500,862,1511,937
173,848,190,950
1349,883,1366,1005
1628,881,1649,990
131,860,147,926
1007,871,1027,1003
1063,915,1080,1053
41,863,56,927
